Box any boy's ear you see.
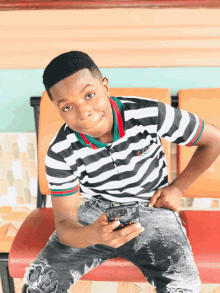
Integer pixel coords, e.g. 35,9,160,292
102,76,108,84
102,77,110,96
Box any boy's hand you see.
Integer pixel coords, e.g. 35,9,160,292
148,185,183,212
87,213,144,249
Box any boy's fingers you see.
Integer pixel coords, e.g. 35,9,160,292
102,220,120,234
154,198,163,208
101,212,108,220
149,190,161,207
117,223,141,236
113,226,144,248
98,212,109,225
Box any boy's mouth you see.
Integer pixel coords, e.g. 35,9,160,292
81,112,105,131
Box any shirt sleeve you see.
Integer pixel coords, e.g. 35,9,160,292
45,146,79,197
157,101,204,146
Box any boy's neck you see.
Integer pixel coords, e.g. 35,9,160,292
97,133,113,144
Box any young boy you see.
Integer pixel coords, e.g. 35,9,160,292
22,51,220,293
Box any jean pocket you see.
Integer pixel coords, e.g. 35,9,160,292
77,203,103,226
173,211,187,238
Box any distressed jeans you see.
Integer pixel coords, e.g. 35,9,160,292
22,199,201,293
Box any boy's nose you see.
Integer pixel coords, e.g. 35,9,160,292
77,105,93,120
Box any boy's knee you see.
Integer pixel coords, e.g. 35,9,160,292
24,262,59,293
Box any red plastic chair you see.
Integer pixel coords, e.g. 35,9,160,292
7,89,172,287
178,88,220,283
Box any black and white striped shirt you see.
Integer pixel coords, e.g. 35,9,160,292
45,96,204,203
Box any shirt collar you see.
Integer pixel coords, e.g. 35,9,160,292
74,96,126,149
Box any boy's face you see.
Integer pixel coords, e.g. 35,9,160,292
50,69,113,143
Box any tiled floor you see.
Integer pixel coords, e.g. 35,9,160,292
1,278,220,293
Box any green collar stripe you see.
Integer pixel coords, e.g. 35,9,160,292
109,97,125,139
81,133,98,149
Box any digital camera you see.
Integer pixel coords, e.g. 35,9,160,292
106,203,139,230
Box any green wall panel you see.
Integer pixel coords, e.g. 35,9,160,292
0,67,220,132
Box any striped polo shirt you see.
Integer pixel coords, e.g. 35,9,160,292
45,96,204,203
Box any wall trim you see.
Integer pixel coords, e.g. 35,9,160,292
1,0,220,10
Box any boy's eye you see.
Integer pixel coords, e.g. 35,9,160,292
63,105,72,112
87,93,95,99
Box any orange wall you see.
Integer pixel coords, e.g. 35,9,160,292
0,8,220,69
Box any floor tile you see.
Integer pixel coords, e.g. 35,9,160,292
69,280,92,292
1,278,220,293
212,286,220,293
90,281,118,293
201,285,220,293
137,282,157,292
118,281,156,293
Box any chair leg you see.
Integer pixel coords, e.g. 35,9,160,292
0,266,15,293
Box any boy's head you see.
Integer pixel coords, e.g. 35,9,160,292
43,51,103,101
43,51,113,143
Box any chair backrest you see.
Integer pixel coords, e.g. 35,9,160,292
177,88,220,198
38,88,172,195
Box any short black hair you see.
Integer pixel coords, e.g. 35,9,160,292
43,51,103,100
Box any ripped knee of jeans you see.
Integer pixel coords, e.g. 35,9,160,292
23,263,59,293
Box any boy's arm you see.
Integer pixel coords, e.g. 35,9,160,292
52,189,85,242
170,121,220,194
149,121,220,211
52,190,144,249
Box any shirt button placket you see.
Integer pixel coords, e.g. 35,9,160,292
106,146,118,173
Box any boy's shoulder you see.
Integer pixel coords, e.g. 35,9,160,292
48,123,76,153
116,95,158,109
